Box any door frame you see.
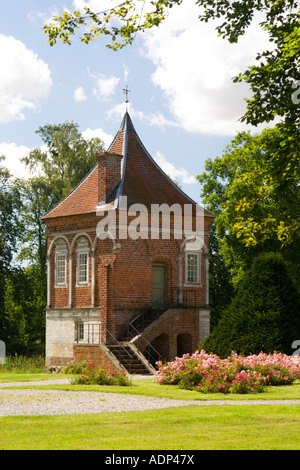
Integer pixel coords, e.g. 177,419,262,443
152,263,166,309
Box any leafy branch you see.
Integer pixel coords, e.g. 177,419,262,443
44,1,181,50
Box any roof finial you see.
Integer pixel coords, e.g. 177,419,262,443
123,85,130,111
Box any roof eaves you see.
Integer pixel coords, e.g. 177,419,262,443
41,163,98,220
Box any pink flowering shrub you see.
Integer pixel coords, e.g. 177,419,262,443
63,362,132,386
155,350,300,394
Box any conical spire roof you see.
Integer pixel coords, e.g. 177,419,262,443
107,112,199,209
42,112,206,220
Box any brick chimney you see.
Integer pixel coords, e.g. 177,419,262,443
96,152,123,204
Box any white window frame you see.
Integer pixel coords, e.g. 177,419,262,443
185,251,200,285
77,322,85,342
55,252,67,286
77,251,89,286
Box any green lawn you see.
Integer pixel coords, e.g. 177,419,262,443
0,405,299,450
0,374,300,450
3,374,300,401
0,373,58,383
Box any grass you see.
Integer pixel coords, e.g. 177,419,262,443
5,375,300,401
0,355,45,373
0,372,300,450
0,405,299,450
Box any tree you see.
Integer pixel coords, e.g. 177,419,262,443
200,252,300,358
207,222,234,330
0,157,22,272
197,126,300,286
22,122,105,203
44,1,300,243
0,158,22,343
4,266,46,355
44,1,179,50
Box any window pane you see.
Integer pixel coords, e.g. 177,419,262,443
56,254,66,284
187,253,199,283
78,252,88,283
78,323,84,341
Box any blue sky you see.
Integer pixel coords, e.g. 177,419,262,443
0,0,269,204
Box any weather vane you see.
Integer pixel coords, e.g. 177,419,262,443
123,86,130,110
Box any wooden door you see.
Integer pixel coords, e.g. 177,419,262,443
152,264,166,309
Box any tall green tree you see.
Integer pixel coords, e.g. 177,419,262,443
200,252,300,358
22,122,105,203
0,158,22,343
197,126,300,286
207,222,234,330
0,157,22,272
4,266,46,355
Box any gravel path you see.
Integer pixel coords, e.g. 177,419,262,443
0,378,300,416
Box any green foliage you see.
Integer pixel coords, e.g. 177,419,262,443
22,122,104,204
197,127,300,287
207,223,234,329
0,354,45,373
44,1,183,50
64,362,132,386
200,252,300,358
3,266,46,355
0,157,22,272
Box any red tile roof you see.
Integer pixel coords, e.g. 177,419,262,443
42,112,211,220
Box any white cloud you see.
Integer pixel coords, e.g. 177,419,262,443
74,86,87,102
88,70,120,100
0,35,52,123
81,128,114,149
0,142,33,178
107,103,179,130
142,2,271,136
123,64,129,82
154,151,196,185
73,0,115,9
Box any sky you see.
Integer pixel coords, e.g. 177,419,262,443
0,0,270,205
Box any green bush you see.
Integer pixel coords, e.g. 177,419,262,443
63,361,132,386
200,252,300,358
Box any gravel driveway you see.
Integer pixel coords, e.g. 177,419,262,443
0,378,300,416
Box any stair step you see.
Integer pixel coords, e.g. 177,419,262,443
106,343,152,375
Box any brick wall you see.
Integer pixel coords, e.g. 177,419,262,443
73,344,121,372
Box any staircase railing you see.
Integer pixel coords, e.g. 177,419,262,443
127,322,162,366
75,322,134,366
128,292,166,336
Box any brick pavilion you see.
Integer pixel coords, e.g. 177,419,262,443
42,112,213,374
